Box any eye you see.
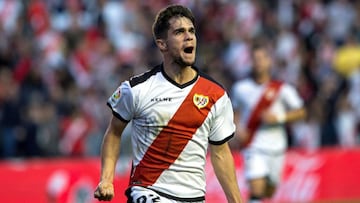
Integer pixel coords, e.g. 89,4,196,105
174,29,184,35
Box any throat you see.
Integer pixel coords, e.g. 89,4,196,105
164,66,197,85
174,72,196,85
253,73,271,84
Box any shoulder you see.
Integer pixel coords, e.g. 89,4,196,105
232,78,254,91
279,81,297,93
197,68,225,91
129,64,162,87
277,81,302,99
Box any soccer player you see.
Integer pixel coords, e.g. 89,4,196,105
94,4,243,203
230,42,306,203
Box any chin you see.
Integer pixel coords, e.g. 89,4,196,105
184,57,196,66
175,57,195,67
184,60,195,67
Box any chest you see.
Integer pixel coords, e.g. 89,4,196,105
240,83,284,112
135,83,215,130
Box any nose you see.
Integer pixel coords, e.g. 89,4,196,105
185,31,194,41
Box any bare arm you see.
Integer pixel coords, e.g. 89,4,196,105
284,107,307,123
210,142,243,203
262,107,307,124
94,115,128,201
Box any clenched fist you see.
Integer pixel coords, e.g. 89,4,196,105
94,181,115,201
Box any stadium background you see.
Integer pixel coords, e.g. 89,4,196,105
0,0,360,202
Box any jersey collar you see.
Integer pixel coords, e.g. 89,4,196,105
160,63,199,89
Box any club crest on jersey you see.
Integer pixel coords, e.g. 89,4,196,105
193,93,209,109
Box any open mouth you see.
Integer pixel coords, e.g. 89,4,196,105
184,47,194,54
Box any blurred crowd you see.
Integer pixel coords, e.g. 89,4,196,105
0,0,359,159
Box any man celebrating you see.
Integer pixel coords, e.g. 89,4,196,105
94,4,242,203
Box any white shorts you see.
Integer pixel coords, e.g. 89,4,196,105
243,149,285,185
126,186,205,203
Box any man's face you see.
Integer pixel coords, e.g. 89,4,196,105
252,48,272,75
163,16,196,67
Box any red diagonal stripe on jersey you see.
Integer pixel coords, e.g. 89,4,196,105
130,77,224,186
242,80,283,147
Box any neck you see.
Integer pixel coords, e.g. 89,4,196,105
253,72,271,84
163,61,196,85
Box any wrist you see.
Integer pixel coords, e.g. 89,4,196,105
100,172,114,183
276,112,286,123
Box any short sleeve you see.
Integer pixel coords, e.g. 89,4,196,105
281,84,304,110
208,93,235,145
107,81,134,122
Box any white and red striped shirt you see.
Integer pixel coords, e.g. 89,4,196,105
231,78,304,152
107,64,235,201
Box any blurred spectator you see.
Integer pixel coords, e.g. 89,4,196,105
316,71,347,146
277,0,295,29
101,0,145,66
35,101,61,156
59,104,93,157
292,98,322,150
17,98,43,157
348,69,360,122
0,0,23,36
0,67,21,158
335,87,359,147
0,0,359,159
224,34,252,80
274,26,301,86
315,35,337,82
326,0,356,45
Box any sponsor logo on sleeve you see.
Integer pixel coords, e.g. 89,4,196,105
110,87,121,103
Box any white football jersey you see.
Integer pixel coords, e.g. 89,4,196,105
231,78,304,152
107,64,235,201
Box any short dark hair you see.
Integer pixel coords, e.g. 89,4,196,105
251,39,269,52
152,4,195,40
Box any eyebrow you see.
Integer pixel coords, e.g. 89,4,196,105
173,26,195,33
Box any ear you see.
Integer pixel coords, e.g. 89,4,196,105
156,39,167,52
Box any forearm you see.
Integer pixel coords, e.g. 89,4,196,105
100,117,125,183
284,108,306,123
100,131,121,182
210,144,243,203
